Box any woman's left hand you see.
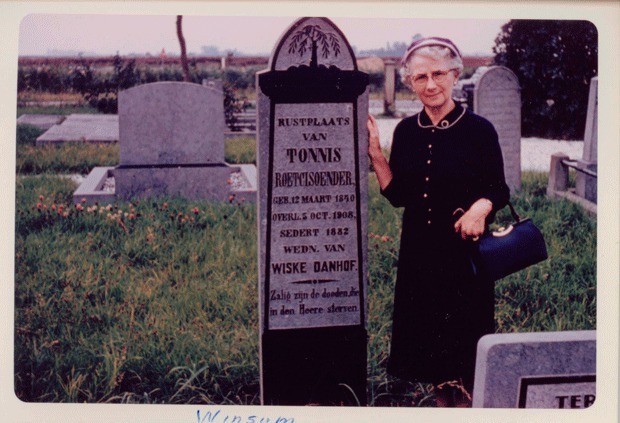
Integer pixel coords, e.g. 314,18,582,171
454,199,493,240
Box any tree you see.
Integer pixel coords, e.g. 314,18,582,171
176,15,191,82
493,20,597,139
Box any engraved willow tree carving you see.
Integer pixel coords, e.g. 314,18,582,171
287,24,341,68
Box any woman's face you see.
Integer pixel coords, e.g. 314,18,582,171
408,54,458,111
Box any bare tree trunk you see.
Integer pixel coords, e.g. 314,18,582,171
176,15,191,82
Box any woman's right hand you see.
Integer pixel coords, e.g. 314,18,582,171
367,114,393,191
367,114,382,159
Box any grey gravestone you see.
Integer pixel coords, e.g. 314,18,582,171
473,331,596,408
113,81,234,201
36,114,119,145
576,76,597,203
257,17,369,405
473,66,521,192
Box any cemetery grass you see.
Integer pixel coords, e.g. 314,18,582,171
16,125,256,174
17,104,99,116
14,172,595,405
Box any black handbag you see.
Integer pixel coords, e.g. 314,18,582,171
462,202,548,281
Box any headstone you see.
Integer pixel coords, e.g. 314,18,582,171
473,66,522,192
576,76,597,203
472,331,596,408
113,81,235,201
383,59,396,116
257,17,369,406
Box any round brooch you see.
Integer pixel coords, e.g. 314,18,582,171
440,120,450,128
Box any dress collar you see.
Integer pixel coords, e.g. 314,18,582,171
417,102,466,129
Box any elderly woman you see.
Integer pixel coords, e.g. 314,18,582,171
367,37,509,407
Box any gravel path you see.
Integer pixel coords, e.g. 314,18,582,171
374,118,583,172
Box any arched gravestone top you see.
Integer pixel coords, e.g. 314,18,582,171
118,81,225,166
475,66,520,93
269,17,357,71
473,66,522,192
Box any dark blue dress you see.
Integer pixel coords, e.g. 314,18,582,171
381,103,510,390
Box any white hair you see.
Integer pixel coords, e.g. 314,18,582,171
400,45,464,87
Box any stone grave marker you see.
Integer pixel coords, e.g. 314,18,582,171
576,76,597,203
113,81,235,201
17,114,65,131
257,17,369,405
472,330,596,408
473,66,522,192
383,59,396,116
36,114,119,145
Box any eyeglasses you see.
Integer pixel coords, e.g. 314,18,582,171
411,68,457,87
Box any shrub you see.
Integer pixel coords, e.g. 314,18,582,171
493,20,598,139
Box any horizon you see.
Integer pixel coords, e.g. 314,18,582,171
18,15,507,58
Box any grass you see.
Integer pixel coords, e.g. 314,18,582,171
17,105,100,117
15,125,257,175
15,176,258,403
14,171,596,405
224,136,256,165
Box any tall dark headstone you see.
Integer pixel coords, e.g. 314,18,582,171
257,17,369,406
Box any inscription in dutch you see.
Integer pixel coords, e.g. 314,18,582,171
268,103,361,329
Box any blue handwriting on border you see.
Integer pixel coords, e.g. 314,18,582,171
197,408,295,423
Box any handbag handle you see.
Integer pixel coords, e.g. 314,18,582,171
505,201,521,223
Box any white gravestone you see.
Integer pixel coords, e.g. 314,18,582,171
576,76,597,203
474,66,522,192
473,330,595,408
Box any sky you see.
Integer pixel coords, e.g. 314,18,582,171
18,14,508,57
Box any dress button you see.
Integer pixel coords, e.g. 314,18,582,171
425,177,430,181
423,193,428,198
428,208,432,212
427,160,431,165
427,220,432,225
428,144,432,149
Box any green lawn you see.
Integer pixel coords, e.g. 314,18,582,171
17,105,100,117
